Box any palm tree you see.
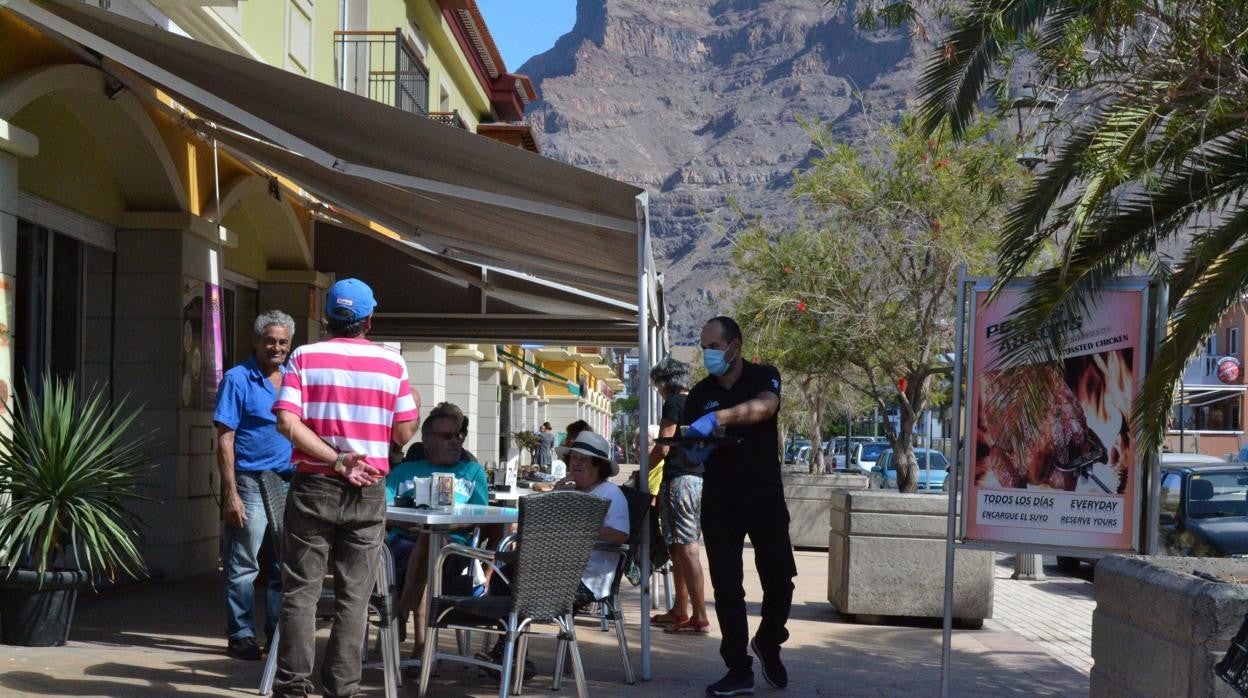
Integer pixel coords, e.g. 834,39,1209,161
913,0,1248,449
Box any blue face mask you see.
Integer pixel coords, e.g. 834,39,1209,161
703,347,734,376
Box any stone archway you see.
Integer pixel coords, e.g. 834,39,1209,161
0,63,186,215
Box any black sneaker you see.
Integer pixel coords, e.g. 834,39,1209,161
750,637,788,688
227,636,262,660
706,670,754,696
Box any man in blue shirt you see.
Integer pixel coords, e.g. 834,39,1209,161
214,310,295,660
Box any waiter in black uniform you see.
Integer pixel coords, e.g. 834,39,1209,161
684,315,796,697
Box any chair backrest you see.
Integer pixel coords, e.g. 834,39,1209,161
620,485,651,548
604,485,653,599
511,490,609,621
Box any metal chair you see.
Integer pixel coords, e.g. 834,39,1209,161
572,485,649,686
417,490,609,698
258,544,402,697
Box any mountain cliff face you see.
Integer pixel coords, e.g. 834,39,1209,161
520,0,920,340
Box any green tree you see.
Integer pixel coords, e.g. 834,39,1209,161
733,114,1021,491
873,0,1248,450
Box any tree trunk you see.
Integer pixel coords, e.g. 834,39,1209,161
893,423,918,493
809,394,824,474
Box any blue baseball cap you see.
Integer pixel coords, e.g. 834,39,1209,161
326,278,376,322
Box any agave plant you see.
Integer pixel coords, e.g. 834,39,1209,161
0,374,154,583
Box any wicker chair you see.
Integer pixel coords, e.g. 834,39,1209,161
417,490,609,698
565,484,649,686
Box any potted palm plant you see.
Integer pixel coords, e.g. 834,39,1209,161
0,374,154,646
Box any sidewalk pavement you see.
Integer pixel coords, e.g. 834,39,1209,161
1,547,1093,697
988,556,1095,676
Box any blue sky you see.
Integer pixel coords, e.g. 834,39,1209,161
477,0,577,71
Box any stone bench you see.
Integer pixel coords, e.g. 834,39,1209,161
1092,555,1248,697
827,490,993,626
783,472,869,549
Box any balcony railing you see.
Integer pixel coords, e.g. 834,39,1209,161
428,111,468,130
333,29,429,116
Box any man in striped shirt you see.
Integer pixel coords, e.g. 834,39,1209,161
270,278,420,698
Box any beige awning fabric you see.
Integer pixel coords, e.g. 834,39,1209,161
313,221,641,344
7,0,644,302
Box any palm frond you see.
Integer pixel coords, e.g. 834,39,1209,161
918,0,1078,136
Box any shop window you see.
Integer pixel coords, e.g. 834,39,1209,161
15,221,85,397
221,284,260,367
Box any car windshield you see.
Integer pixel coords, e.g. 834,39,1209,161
886,451,948,472
860,444,888,460
1186,472,1248,518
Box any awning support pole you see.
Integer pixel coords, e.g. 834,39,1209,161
635,192,652,681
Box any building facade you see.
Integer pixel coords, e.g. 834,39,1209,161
0,0,626,580
1170,304,1248,458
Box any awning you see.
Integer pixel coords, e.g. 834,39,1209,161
313,221,641,344
6,0,645,302
1177,384,1246,408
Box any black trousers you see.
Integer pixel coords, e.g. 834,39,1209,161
702,486,797,674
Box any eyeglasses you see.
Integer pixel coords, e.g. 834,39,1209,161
426,431,465,441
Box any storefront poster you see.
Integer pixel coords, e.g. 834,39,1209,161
964,285,1147,552
181,278,224,410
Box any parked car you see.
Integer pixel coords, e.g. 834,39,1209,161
795,445,812,467
824,436,878,469
785,438,810,464
1056,453,1241,572
1157,462,1248,557
848,441,891,474
869,448,949,492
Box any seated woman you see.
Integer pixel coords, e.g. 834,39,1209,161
385,402,488,659
554,431,630,602
475,430,628,679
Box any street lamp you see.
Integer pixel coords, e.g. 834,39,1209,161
1010,82,1061,170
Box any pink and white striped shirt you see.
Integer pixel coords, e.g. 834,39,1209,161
272,337,419,476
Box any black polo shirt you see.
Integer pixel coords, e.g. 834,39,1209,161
684,361,782,494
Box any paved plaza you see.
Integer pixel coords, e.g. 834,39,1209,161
1,543,1094,697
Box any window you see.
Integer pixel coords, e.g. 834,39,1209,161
15,221,86,397
1160,473,1182,516
1230,328,1240,357
286,0,314,75
1207,334,1218,356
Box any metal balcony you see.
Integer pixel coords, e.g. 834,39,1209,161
428,111,468,130
333,29,429,116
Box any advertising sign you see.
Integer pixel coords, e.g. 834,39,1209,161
181,278,225,410
963,282,1148,552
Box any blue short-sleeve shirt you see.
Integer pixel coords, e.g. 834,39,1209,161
214,356,292,473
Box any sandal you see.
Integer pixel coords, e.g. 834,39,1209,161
664,618,711,634
650,610,689,626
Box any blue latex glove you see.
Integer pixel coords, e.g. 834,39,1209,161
682,444,715,465
688,412,719,438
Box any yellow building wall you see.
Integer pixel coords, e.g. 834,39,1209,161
226,0,492,127
13,99,127,225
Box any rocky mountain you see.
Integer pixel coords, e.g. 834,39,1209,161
520,0,923,341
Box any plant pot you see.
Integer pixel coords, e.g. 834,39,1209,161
0,568,88,646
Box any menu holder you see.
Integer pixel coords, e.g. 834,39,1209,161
432,472,456,508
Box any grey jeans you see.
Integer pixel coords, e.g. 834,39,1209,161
274,473,385,697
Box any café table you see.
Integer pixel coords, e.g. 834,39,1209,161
384,504,519,676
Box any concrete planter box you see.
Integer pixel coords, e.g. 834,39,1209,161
783,472,869,549
827,490,993,626
1091,555,1248,697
